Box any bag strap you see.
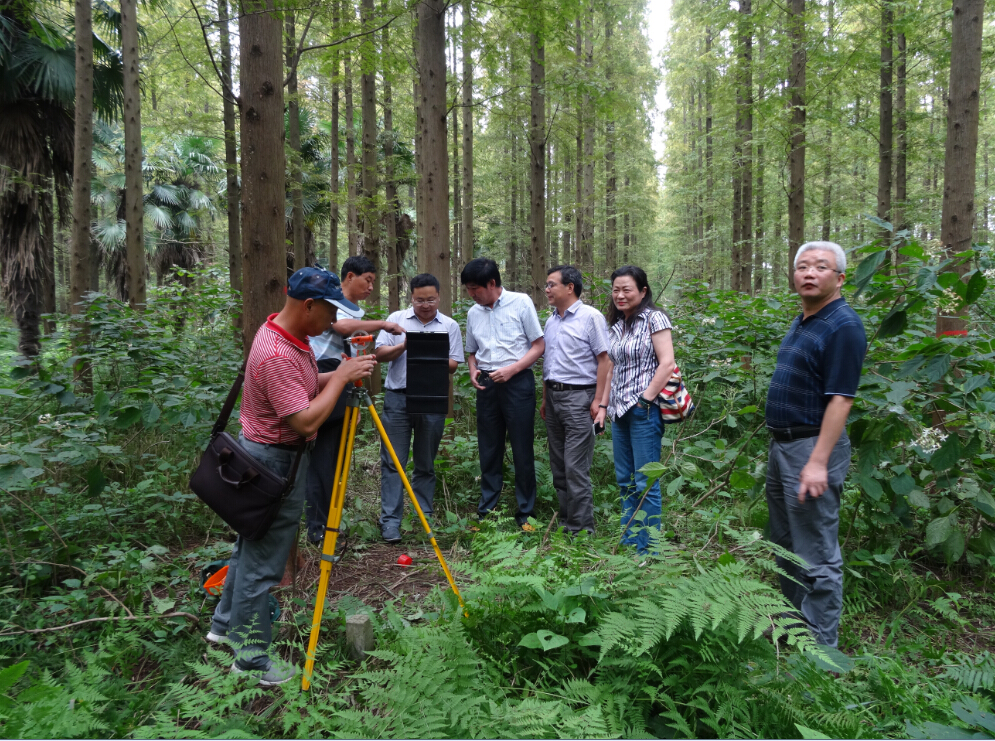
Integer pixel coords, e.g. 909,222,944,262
211,362,247,438
283,443,307,496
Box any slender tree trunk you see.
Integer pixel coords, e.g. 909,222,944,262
345,45,358,256
219,0,241,320
705,26,714,281
461,0,474,261
604,7,616,271
509,130,518,289
413,11,424,262
286,13,306,271
937,0,984,337
574,16,583,266
329,0,340,271
895,30,908,240
41,189,56,333
239,0,286,356
622,176,630,264
529,25,546,303
562,149,572,264
581,5,594,270
417,0,450,311
877,1,894,255
383,0,399,312
451,29,461,303
121,0,146,309
787,0,806,291
821,0,833,242
71,0,94,382
740,0,753,293
755,142,765,293
360,0,379,301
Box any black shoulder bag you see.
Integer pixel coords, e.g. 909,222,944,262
189,363,306,541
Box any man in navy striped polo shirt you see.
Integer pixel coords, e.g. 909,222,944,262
765,241,866,648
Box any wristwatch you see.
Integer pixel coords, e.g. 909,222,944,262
636,396,652,410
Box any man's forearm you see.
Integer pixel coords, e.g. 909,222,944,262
288,375,349,437
510,338,545,373
809,396,854,465
375,344,406,363
594,353,610,405
334,318,386,336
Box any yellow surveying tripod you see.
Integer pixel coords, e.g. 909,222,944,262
301,335,466,691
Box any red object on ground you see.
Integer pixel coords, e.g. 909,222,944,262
397,554,413,567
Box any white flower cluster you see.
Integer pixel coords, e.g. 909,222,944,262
984,268,995,281
37,413,65,430
915,427,947,454
701,317,717,326
938,286,961,314
709,358,733,368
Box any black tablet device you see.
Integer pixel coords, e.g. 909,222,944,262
404,331,450,415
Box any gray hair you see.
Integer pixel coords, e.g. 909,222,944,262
795,241,847,273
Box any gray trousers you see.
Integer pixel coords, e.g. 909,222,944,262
211,435,311,670
545,386,597,534
379,390,445,533
765,434,850,647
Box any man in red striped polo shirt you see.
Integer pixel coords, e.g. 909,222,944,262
208,267,376,686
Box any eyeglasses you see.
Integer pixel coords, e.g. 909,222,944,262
794,264,842,275
544,282,561,289
413,298,439,306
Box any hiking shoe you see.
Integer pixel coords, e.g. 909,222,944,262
382,528,402,544
520,523,536,533
205,631,227,645
231,660,298,687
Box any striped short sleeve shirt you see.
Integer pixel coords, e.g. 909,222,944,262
607,308,672,420
240,314,319,444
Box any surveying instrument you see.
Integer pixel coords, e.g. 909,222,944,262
301,333,466,691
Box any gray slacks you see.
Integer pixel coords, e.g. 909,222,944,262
765,434,850,647
211,435,311,670
545,386,597,534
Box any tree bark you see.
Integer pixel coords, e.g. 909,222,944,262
604,6,616,271
219,0,241,320
239,0,286,356
581,5,594,271
787,0,806,292
755,141,764,292
895,30,907,239
821,0,833,242
574,16,583,266
345,44,358,256
451,28,461,302
877,1,894,254
286,12,306,272
562,148,572,265
529,26,546,303
705,26,714,281
121,0,146,309
732,0,752,293
622,175,630,264
509,129,518,289
71,0,94,382
329,0,340,271
417,0,450,311
360,0,379,302
937,0,984,337
461,0,474,261
383,0,399,312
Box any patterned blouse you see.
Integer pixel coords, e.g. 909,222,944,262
607,308,673,420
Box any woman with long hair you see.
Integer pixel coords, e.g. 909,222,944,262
595,265,675,552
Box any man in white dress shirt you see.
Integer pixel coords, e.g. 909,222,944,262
374,274,464,543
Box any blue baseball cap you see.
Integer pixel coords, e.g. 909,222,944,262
287,267,362,318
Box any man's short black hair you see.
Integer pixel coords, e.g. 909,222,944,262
341,255,376,279
548,264,583,298
460,257,501,287
410,273,440,292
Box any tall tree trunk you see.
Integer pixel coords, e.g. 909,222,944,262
877,1,894,256
604,6,616,270
286,12,306,271
574,16,583,266
937,0,984,338
622,176,630,264
737,0,753,293
329,0,340,271
383,0,399,312
529,25,546,303
562,149,572,264
413,11,424,260
509,130,518,289
895,30,908,240
219,0,241,321
240,0,286,356
461,0,474,261
42,189,56,333
755,142,765,292
787,0,806,291
581,5,594,270
417,0,450,311
345,44,358,256
121,0,146,309
821,0,833,242
360,0,379,301
705,26,714,281
71,0,94,381
451,29,461,303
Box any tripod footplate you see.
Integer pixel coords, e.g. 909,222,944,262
320,553,340,564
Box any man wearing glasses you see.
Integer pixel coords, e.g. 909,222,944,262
374,274,464,544
765,241,866,648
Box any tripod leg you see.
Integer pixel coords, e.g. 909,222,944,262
302,405,360,690
367,404,467,615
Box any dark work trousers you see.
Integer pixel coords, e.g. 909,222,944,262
476,369,537,525
304,358,349,543
545,386,597,534
765,434,850,647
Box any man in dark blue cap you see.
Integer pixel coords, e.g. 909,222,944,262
207,266,376,686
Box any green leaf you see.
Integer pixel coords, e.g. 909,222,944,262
86,465,106,498
142,402,161,428
20,467,45,480
962,373,991,395
577,631,602,647
638,462,667,484
924,354,951,383
878,308,908,338
0,389,25,399
666,475,684,496
858,473,883,501
717,552,736,566
907,489,930,509
931,433,962,472
0,661,29,695
114,406,142,428
899,242,929,261
566,608,586,624
972,490,995,517
885,381,917,405
942,529,966,562
965,271,988,304
535,630,569,651
795,724,831,740
94,390,111,416
518,632,542,649
729,470,755,491
738,405,758,415
890,472,915,496
926,516,953,547
854,250,887,295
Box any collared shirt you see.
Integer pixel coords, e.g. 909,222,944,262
309,305,366,364
766,297,866,429
607,308,672,421
241,314,319,444
542,300,609,384
465,288,544,371
376,307,464,390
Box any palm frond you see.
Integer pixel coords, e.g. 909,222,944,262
144,203,173,230
93,216,126,249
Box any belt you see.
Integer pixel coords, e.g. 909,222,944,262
386,387,406,394
767,426,821,442
269,440,314,452
545,381,597,392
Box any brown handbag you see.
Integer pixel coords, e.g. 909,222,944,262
189,363,306,541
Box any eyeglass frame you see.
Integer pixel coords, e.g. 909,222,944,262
793,263,843,275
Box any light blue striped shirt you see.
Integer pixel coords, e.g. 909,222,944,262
464,289,544,371
543,300,609,384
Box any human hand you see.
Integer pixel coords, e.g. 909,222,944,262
383,322,405,336
589,400,602,421
470,367,486,391
488,365,517,383
797,459,828,502
593,407,606,427
539,398,546,421
336,354,377,383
